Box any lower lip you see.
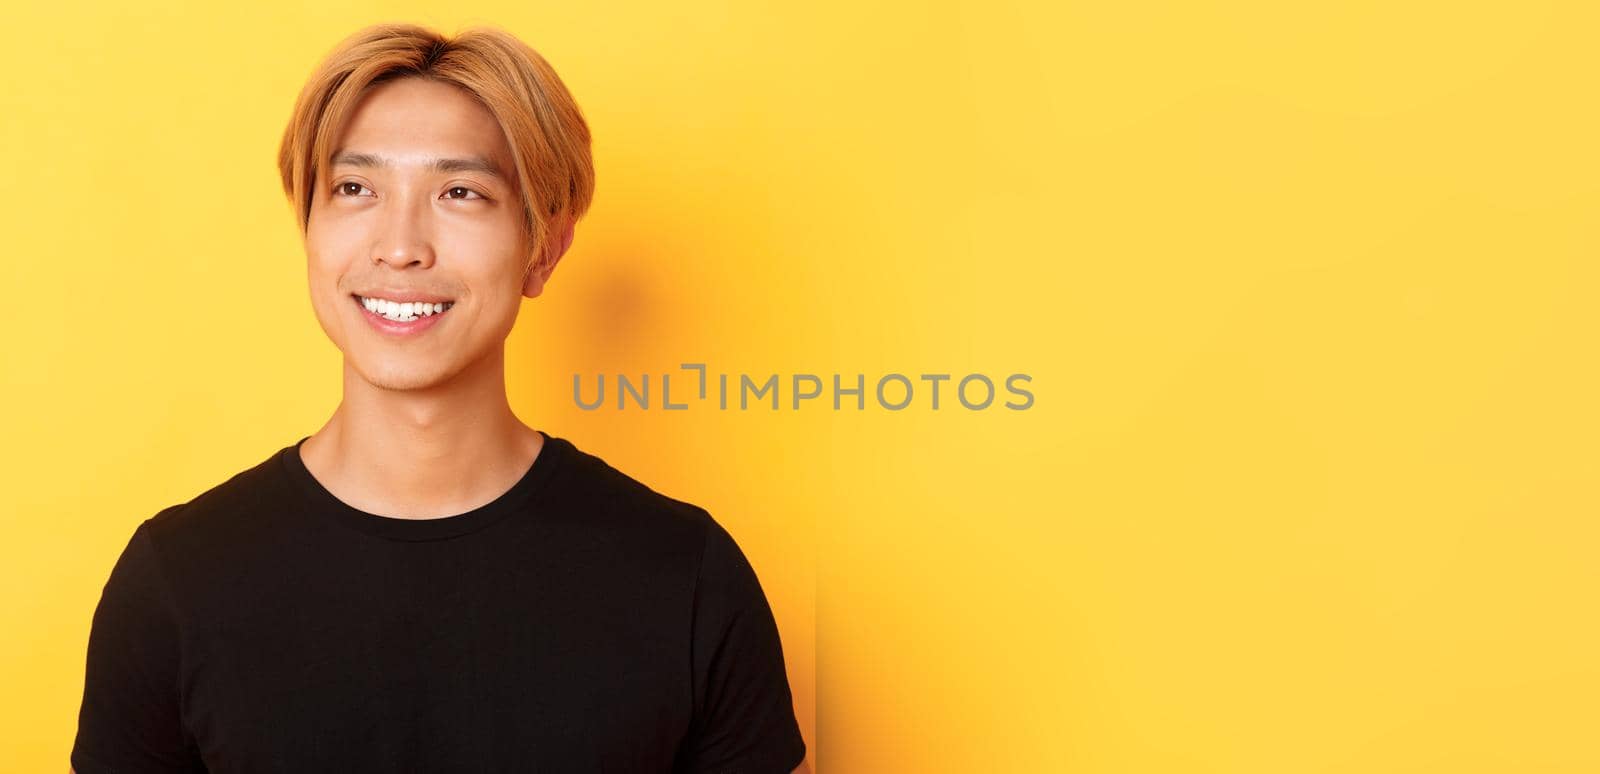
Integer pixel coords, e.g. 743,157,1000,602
353,295,454,337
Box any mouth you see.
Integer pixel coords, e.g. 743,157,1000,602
351,293,455,322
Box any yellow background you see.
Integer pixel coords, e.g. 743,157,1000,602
4,1,1598,771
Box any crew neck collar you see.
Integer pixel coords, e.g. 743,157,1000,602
276,430,571,542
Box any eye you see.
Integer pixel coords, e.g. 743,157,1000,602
334,181,372,197
443,186,487,201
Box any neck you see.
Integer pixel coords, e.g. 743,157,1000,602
299,344,544,519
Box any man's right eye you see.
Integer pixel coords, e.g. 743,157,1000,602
335,182,371,197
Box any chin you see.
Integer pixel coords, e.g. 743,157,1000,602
350,358,460,393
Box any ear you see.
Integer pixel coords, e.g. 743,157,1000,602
522,216,576,299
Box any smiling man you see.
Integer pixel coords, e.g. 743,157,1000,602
71,23,809,774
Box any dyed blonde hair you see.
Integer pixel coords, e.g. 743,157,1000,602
277,22,595,278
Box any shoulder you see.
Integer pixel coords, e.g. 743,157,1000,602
552,436,718,531
90,460,270,637
136,444,295,561
542,436,733,567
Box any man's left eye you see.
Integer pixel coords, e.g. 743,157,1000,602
444,186,485,200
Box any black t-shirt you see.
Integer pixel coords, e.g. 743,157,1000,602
72,431,807,773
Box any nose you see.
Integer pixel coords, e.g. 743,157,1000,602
370,191,437,269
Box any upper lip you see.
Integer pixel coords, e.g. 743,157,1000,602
352,289,455,304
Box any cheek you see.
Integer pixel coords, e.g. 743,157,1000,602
305,221,362,283
445,216,522,258
303,251,343,301
439,228,527,280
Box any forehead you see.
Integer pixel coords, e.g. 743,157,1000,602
331,76,515,176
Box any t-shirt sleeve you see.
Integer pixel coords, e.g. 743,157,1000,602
676,516,808,773
72,519,205,773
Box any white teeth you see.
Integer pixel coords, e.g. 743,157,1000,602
358,296,454,322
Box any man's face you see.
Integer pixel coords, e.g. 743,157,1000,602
305,76,534,393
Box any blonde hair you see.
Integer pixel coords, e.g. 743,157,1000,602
277,22,594,277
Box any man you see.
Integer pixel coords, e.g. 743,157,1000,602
71,22,810,773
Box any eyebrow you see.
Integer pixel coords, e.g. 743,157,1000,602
330,150,507,180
